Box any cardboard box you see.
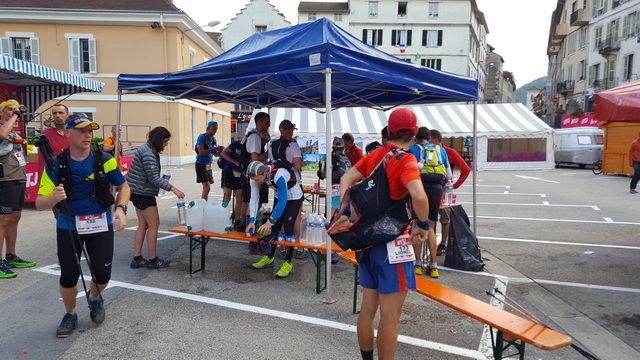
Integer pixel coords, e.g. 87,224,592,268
27,152,39,163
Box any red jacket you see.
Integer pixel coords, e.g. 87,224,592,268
344,144,363,166
443,145,470,189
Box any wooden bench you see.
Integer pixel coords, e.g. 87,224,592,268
168,226,342,294
338,250,572,360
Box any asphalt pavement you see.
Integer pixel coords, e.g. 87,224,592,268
1,164,638,359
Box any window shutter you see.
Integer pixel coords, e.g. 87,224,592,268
378,29,383,46
436,59,442,70
0,37,10,57
392,30,397,46
69,38,80,73
407,30,412,46
603,0,608,14
29,37,40,64
422,30,427,46
437,30,443,46
88,38,97,74
421,59,426,66
362,29,368,43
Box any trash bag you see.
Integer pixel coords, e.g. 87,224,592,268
444,205,484,272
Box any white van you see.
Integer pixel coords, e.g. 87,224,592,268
554,127,604,167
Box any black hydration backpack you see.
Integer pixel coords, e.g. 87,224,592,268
55,148,115,208
239,129,262,175
269,138,293,170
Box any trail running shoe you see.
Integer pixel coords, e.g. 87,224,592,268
631,189,638,194
0,263,17,278
252,255,275,269
429,266,440,279
147,258,170,269
56,313,78,338
414,265,423,275
276,262,293,278
4,255,36,268
436,245,447,256
295,249,308,259
130,257,150,268
0,260,14,269
88,292,105,324
331,252,339,264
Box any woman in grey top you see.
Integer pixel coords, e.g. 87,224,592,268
128,127,185,269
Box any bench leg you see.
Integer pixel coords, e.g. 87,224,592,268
491,328,525,360
189,235,209,274
307,249,326,294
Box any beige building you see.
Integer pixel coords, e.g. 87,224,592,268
0,0,231,165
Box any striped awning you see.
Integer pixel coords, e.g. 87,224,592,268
0,55,104,112
255,103,552,141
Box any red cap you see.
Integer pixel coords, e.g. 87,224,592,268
388,108,417,136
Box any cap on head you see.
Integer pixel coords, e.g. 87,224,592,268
279,119,298,130
65,114,99,130
0,99,20,111
207,120,218,129
332,137,345,148
387,108,417,136
246,161,267,178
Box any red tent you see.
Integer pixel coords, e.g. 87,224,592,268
594,79,640,122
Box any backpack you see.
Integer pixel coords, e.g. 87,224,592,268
216,156,226,169
55,148,115,208
239,129,261,175
331,153,352,184
418,143,446,184
267,163,298,190
328,148,414,251
269,139,293,169
195,133,214,156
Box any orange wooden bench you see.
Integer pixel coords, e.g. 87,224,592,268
338,250,572,360
168,226,342,293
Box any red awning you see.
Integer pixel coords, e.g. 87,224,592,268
594,79,640,123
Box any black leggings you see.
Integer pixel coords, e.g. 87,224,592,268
263,197,303,262
57,225,114,288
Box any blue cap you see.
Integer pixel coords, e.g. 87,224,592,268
65,114,99,130
207,121,218,128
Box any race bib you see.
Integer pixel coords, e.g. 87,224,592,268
331,184,340,197
12,150,26,167
76,212,108,234
386,235,416,264
233,169,241,178
206,162,212,171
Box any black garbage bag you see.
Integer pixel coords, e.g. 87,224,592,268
444,205,485,272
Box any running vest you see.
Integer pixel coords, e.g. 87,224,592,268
55,148,115,208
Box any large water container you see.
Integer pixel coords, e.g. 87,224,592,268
204,201,231,233
186,199,206,232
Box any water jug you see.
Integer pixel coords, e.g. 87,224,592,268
204,201,231,233
186,198,206,232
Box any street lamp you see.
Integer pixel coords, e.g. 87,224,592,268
184,20,220,33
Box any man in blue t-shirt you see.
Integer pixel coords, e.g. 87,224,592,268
195,121,224,201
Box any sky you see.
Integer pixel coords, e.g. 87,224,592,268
172,0,557,86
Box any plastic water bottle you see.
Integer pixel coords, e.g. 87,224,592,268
444,179,454,206
177,200,186,225
160,170,171,195
318,214,328,246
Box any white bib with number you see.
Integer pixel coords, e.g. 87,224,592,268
386,235,416,264
13,150,26,167
75,212,108,234
331,184,340,197
206,162,212,171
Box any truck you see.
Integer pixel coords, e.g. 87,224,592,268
554,127,604,168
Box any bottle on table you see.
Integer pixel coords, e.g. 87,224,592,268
444,179,454,206
177,199,186,225
160,170,171,195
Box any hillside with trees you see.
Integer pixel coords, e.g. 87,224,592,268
516,76,546,105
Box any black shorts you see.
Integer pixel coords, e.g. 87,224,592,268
57,225,114,288
422,183,443,222
272,197,304,236
195,162,214,184
221,169,242,190
241,174,269,203
0,180,26,214
131,193,157,210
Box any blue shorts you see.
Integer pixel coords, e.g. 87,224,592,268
358,244,416,294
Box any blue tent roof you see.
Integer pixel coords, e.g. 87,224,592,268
118,18,477,110
1,55,104,111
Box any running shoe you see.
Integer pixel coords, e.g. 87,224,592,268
436,245,447,256
0,260,14,269
331,252,339,264
428,266,440,279
0,265,17,278
631,189,638,194
295,249,308,259
277,248,287,260
130,257,149,269
4,255,36,268
88,292,105,324
252,255,275,269
276,261,293,278
147,258,170,269
414,265,423,275
56,313,78,338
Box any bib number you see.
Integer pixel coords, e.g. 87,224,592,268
331,184,340,197
13,150,26,167
206,162,212,171
386,235,415,264
76,212,108,234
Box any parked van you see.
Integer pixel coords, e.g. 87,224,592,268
554,127,604,167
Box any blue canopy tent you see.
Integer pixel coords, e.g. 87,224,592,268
117,18,478,299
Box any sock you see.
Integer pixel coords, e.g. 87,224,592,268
66,310,76,316
360,350,374,360
5,253,15,260
134,255,142,261
222,201,229,208
149,257,158,262
430,262,438,269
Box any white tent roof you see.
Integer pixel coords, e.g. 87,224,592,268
253,103,552,140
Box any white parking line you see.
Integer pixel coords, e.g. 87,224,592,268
478,235,640,251
476,215,640,225
33,265,485,359
457,201,600,209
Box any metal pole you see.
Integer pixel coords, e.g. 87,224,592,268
323,67,335,304
472,101,477,235
114,90,123,199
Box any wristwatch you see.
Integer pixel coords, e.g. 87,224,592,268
116,204,128,215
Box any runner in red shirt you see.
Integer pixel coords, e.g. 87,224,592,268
329,108,430,360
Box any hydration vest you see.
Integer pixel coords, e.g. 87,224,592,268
55,148,115,208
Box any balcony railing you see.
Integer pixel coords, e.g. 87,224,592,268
591,77,619,90
556,80,575,94
597,37,621,55
570,8,589,26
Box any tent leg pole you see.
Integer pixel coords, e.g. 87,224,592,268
114,90,123,200
472,101,477,235
323,67,335,305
